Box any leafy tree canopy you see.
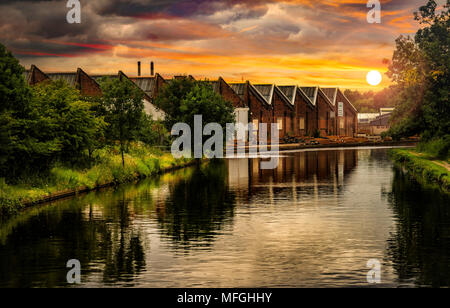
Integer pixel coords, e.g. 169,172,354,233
155,77,235,138
98,77,145,166
386,0,449,142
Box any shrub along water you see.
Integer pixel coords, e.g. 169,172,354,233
0,143,192,217
389,148,449,194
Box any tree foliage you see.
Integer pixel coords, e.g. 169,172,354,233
1,78,106,177
0,44,32,172
386,0,449,144
98,77,145,166
155,77,235,145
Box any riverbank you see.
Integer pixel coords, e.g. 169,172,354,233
238,139,417,152
389,148,450,194
0,145,194,217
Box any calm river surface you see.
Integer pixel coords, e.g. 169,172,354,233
0,147,449,287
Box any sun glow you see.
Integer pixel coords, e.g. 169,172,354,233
366,70,382,86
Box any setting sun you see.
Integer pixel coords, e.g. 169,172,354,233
366,70,382,86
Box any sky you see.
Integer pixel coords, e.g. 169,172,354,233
0,0,437,90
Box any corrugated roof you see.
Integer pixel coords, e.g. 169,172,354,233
358,113,379,123
47,73,77,87
90,75,118,82
300,87,318,106
321,88,337,105
369,113,391,126
130,77,156,97
229,83,246,101
278,86,296,105
253,84,274,104
199,79,220,93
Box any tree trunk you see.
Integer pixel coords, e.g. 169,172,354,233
121,143,125,167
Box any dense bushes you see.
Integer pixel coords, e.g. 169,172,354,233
0,73,107,177
416,135,450,159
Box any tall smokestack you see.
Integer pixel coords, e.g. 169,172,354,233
150,61,154,76
137,61,141,76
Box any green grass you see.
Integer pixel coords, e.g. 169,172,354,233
0,144,193,217
416,136,450,160
389,148,450,194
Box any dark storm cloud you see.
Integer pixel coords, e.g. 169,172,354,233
0,0,273,57
91,0,271,19
0,0,110,56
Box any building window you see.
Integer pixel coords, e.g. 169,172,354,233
277,118,283,130
299,117,305,130
252,119,259,131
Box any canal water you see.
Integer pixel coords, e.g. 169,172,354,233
0,148,449,287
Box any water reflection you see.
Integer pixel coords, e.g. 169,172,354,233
0,148,449,287
227,150,357,202
386,169,450,287
155,161,236,249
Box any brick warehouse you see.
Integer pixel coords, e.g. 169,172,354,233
230,82,274,141
301,87,336,137
322,88,358,137
252,84,295,140
278,86,317,136
24,64,358,142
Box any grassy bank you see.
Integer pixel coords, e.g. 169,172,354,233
389,148,450,194
0,144,193,217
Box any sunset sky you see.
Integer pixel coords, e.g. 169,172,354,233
0,0,439,89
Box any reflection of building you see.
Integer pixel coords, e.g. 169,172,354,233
227,159,249,189
226,150,358,203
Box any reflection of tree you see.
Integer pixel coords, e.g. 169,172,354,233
102,232,146,284
0,188,148,287
386,169,450,287
0,203,108,287
156,160,235,250
101,196,146,285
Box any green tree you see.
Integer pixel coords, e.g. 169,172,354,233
0,44,30,115
99,77,145,167
0,43,32,173
155,77,235,150
30,80,107,163
138,114,169,147
386,0,449,144
1,78,106,177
